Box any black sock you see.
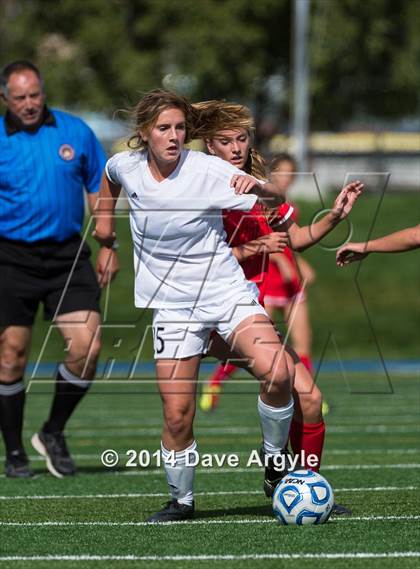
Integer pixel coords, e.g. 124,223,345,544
43,365,91,434
0,378,25,456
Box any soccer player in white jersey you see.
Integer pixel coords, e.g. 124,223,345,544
93,89,362,523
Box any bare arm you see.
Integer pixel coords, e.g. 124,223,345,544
283,181,364,252
87,193,98,215
231,232,289,263
92,172,122,247
88,179,122,286
336,225,420,266
295,255,316,285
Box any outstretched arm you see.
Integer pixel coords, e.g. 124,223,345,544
336,225,420,266
286,181,364,252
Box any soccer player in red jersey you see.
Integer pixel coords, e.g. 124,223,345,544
194,102,362,507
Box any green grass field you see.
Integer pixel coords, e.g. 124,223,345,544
1,190,418,565
1,371,419,567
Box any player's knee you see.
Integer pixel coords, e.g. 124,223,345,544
66,334,101,375
299,386,323,422
273,356,294,390
0,340,26,379
262,365,293,396
164,407,194,440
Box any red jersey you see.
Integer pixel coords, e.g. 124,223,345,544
265,202,304,303
223,202,293,303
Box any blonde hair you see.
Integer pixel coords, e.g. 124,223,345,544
128,89,196,151
193,100,267,180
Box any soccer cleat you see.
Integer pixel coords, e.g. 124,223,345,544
31,429,76,478
5,449,33,479
147,499,195,523
199,384,221,412
322,400,330,416
260,446,296,498
331,502,352,516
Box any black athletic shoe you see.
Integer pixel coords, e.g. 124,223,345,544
5,449,33,479
147,499,195,523
260,446,296,498
31,430,75,478
331,502,352,516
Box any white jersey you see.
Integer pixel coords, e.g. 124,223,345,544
105,149,259,308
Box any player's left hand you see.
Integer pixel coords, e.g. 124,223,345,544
332,181,364,220
231,174,261,195
96,247,120,287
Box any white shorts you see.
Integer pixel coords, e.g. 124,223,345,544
152,293,267,359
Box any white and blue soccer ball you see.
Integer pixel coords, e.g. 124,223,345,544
272,469,334,525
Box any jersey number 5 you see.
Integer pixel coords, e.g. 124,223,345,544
153,326,165,354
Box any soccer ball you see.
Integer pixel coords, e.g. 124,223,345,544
272,469,334,525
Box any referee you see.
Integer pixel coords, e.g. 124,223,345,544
0,61,118,478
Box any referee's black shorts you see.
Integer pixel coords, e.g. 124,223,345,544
0,235,101,327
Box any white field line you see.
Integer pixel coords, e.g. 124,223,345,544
108,463,420,477
26,408,418,429
0,552,420,561
0,485,417,502
1,515,420,528
1,448,418,463
18,425,419,438
1,463,420,480
29,448,420,459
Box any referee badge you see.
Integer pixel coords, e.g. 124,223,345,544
58,144,75,161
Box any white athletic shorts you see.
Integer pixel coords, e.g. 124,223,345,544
152,293,267,359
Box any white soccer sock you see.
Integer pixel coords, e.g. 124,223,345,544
161,440,196,506
258,396,294,455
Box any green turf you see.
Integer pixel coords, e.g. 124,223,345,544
1,191,418,566
0,373,419,567
296,191,420,359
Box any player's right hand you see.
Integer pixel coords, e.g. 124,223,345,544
336,242,368,266
258,232,289,254
331,181,364,220
231,173,261,194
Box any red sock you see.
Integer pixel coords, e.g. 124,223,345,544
209,362,237,387
298,354,314,375
289,418,325,472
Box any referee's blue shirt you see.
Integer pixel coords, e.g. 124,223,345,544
0,108,106,242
